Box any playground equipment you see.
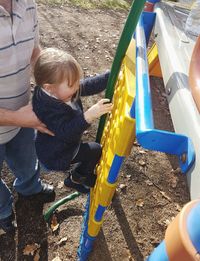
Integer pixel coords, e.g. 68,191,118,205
77,0,200,259
78,39,136,260
152,0,200,200
144,1,200,260
77,0,197,259
135,9,194,175
147,199,200,261
45,0,200,260
78,0,146,259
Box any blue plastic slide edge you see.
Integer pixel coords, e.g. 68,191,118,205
134,16,195,173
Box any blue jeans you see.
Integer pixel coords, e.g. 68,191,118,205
0,128,42,219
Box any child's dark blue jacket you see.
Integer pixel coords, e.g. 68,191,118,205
32,72,109,171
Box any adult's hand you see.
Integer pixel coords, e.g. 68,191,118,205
15,104,54,136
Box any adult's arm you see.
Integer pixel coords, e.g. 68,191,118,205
0,104,53,135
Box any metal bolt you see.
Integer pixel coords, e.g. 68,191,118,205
180,153,187,163
166,87,171,95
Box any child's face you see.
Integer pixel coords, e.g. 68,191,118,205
44,80,80,102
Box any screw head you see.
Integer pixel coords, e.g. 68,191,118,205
167,87,171,95
180,153,187,163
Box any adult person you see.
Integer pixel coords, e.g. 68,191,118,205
0,0,55,233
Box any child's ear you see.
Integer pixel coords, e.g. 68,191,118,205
43,83,52,93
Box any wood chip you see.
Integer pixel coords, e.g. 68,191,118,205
58,237,68,246
160,191,172,202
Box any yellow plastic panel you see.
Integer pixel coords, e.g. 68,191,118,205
88,39,136,237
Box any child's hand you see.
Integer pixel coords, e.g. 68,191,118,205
84,98,113,123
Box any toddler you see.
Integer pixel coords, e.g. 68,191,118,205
32,48,112,193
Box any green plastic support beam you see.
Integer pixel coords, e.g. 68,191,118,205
44,192,81,222
96,0,146,142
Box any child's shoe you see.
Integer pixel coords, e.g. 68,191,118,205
70,170,87,185
71,170,96,188
64,176,90,194
83,173,97,188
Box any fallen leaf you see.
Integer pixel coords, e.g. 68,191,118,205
136,199,144,207
119,184,126,190
51,214,59,232
139,150,146,154
51,223,59,232
23,243,40,256
34,250,40,261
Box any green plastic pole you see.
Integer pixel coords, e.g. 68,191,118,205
96,0,146,142
44,192,81,222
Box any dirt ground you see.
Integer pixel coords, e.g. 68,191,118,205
0,2,190,261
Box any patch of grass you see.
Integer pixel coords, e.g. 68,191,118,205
38,0,130,10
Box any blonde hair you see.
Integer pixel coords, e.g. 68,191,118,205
34,48,82,87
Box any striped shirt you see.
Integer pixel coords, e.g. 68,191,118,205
0,0,39,144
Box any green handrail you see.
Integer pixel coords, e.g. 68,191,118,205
96,0,146,142
44,192,81,222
